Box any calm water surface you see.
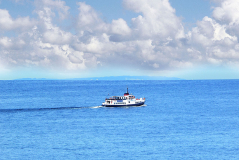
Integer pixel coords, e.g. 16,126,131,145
0,80,238,159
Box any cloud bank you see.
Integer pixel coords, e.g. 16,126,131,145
0,0,239,77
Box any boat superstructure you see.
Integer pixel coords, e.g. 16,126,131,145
102,88,145,107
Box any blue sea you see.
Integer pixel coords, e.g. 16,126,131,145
0,80,239,159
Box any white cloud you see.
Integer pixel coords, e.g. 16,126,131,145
0,0,85,71
1,0,239,77
197,17,215,38
110,18,131,36
123,0,184,40
212,0,239,39
34,0,69,19
212,0,239,24
76,2,107,33
0,9,35,31
43,29,73,45
0,37,12,49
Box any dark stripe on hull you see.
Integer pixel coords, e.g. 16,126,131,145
102,102,145,107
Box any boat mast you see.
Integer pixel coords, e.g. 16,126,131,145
124,87,129,96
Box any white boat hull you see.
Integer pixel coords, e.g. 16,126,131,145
102,98,145,107
102,102,145,107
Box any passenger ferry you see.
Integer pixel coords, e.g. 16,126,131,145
102,88,145,107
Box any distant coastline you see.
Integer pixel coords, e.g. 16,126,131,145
15,76,183,80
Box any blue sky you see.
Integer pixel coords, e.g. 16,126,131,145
0,0,239,80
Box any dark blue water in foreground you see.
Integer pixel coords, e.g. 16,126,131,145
0,80,239,159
